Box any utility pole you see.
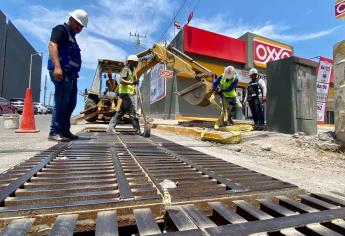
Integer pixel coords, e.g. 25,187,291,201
43,75,47,106
129,32,147,51
129,32,146,111
48,91,53,106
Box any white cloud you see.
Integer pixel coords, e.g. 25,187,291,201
190,14,339,43
78,34,127,69
11,1,180,69
12,5,128,70
88,0,176,44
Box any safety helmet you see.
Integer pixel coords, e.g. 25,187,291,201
249,68,258,76
127,55,139,62
69,9,88,28
224,66,235,79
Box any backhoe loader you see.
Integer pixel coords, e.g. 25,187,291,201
78,43,226,129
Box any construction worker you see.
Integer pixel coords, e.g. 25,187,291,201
212,66,238,128
47,9,88,142
244,68,267,130
107,55,142,135
105,71,118,98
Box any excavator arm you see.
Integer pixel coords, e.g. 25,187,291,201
134,44,216,106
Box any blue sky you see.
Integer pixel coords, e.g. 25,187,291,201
0,0,344,114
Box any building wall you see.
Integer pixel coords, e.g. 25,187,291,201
141,25,296,120
0,11,6,96
0,10,42,101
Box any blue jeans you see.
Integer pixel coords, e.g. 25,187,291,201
49,71,77,136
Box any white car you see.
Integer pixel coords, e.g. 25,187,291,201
33,102,48,114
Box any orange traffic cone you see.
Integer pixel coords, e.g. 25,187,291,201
15,88,40,133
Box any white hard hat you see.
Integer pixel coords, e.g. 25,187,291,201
127,55,139,62
69,9,88,27
249,68,258,76
224,66,235,79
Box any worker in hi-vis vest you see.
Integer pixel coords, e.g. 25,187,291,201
107,55,142,135
212,66,238,129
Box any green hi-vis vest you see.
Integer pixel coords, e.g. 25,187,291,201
220,74,237,98
119,68,135,95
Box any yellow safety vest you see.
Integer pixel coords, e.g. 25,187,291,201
119,68,135,95
220,74,237,98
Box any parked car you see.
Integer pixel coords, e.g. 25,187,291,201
10,98,24,114
0,97,17,115
33,102,48,114
46,105,54,114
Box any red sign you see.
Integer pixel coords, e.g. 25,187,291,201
183,25,246,64
159,69,174,79
336,0,345,19
254,37,293,68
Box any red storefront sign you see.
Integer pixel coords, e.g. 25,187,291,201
336,0,345,19
254,37,293,68
183,25,246,64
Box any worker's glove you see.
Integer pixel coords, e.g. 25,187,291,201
132,80,139,85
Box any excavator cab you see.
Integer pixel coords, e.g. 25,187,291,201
81,59,124,122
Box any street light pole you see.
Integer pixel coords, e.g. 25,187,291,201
29,52,43,89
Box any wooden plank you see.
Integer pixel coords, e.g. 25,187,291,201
0,218,35,236
233,200,273,220
48,214,78,236
95,211,118,236
205,208,345,236
166,206,198,231
134,208,161,236
209,201,247,224
182,204,217,230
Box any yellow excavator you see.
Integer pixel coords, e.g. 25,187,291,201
79,43,227,135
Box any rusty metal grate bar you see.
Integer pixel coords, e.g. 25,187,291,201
1,193,344,235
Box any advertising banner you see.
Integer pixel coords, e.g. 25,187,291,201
150,63,167,104
336,0,345,19
253,37,293,68
316,57,333,123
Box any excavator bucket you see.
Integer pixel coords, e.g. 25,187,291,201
176,79,213,107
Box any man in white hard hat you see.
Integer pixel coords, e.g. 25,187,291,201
212,65,238,128
107,55,142,135
244,68,267,130
47,9,88,142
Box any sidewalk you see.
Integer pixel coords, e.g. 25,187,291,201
0,115,85,174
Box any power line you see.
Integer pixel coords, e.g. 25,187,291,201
159,0,188,42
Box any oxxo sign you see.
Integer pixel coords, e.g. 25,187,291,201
253,37,293,68
336,0,345,19
159,69,174,79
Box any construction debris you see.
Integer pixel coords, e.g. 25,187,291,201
292,131,342,152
